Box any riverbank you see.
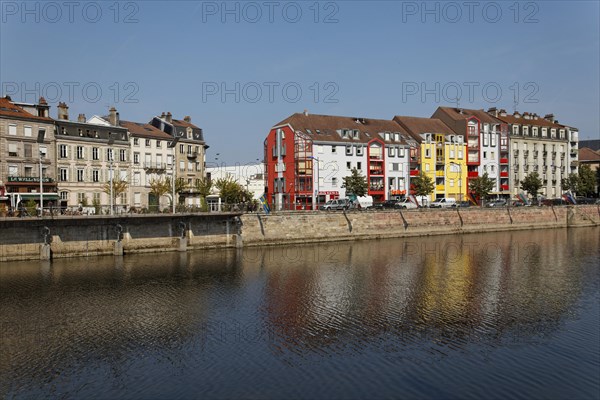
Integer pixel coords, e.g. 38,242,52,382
1,205,598,261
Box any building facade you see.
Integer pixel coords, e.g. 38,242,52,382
54,103,130,211
150,112,207,207
0,96,57,209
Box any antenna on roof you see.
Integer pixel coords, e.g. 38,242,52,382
513,93,519,114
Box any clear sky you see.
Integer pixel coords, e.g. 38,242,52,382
2,0,598,164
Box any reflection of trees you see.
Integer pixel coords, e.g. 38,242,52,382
0,250,243,393
261,229,591,357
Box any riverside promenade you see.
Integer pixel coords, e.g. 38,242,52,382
1,205,598,262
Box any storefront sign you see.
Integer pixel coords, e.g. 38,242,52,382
7,177,54,183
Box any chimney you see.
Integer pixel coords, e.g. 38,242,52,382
487,107,498,117
37,97,49,117
303,109,308,116
523,112,530,120
78,113,86,123
165,112,172,123
184,115,191,123
458,108,464,114
513,111,521,118
160,112,166,119
544,113,555,122
499,109,507,117
109,106,119,126
4,95,11,101
57,102,69,120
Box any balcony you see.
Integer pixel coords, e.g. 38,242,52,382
436,157,444,164
501,184,509,191
435,170,444,177
436,184,445,192
369,169,384,176
500,157,509,164
500,171,509,177
187,152,198,159
410,170,420,177
144,162,166,170
468,171,479,178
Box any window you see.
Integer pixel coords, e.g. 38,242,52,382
356,146,364,156
483,134,489,146
8,143,18,157
24,166,33,177
458,150,463,159
8,165,18,176
331,146,336,153
59,168,68,181
156,141,161,148
188,161,193,171
120,170,127,181
77,169,84,182
134,192,141,205
167,154,173,166
353,130,360,139
120,193,127,204
77,146,84,159
399,148,405,157
134,152,140,164
92,170,100,182
391,163,399,171
133,138,139,146
133,172,141,185
425,148,431,158
388,147,395,157
8,124,17,135
60,191,68,201
24,143,32,158
92,147,99,160
106,148,113,161
59,144,68,158
24,126,32,137
357,162,362,170
93,193,100,203
145,139,151,147
120,149,127,162
179,160,185,171
332,177,338,186
180,144,184,154
346,146,353,156
346,161,351,169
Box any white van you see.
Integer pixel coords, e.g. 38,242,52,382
429,198,456,208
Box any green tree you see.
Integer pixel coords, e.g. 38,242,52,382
411,172,435,197
578,165,596,197
215,177,245,205
520,172,543,202
103,178,129,211
195,177,213,210
342,168,368,197
561,173,580,194
468,173,496,206
149,177,170,198
164,177,188,206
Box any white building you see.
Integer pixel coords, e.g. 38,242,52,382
205,162,265,201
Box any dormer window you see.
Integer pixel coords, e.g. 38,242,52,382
353,130,359,139
78,128,82,136
523,126,529,136
512,126,519,135
306,129,312,135
384,132,390,141
394,133,400,141
315,130,320,135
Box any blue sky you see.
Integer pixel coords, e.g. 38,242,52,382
2,0,598,164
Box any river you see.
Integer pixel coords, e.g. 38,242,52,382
1,227,599,399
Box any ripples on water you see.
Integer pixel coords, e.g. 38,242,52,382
1,228,599,399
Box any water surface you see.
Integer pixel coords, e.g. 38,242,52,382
1,228,599,399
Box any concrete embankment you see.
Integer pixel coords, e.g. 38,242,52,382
0,205,598,262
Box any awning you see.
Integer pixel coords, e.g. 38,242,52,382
6,193,60,200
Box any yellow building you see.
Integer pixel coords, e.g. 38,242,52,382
394,116,467,202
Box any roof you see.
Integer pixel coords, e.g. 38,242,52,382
578,147,600,162
0,97,53,122
579,139,600,152
393,116,455,141
172,119,200,129
119,120,174,140
493,112,565,129
274,113,410,145
435,106,502,125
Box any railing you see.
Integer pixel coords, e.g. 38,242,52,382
410,170,420,176
500,158,509,164
468,171,479,178
144,162,166,170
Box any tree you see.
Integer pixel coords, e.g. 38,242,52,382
214,177,245,205
103,178,128,210
195,177,213,209
164,177,188,205
578,165,596,197
468,173,495,206
520,172,543,202
411,172,435,197
561,173,580,194
342,168,368,197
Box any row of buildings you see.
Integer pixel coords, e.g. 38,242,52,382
0,96,206,211
264,107,580,209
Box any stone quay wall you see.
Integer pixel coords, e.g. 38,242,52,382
0,206,598,262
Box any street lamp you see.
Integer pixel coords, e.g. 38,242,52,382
309,156,320,210
36,129,46,217
107,133,115,215
168,137,180,214
448,161,462,202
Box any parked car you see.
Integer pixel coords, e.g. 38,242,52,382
319,198,351,211
451,201,471,208
486,199,507,207
395,198,418,209
541,198,567,206
576,197,596,205
512,200,530,207
429,198,456,208
373,200,400,210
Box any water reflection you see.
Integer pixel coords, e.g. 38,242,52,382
1,228,598,399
